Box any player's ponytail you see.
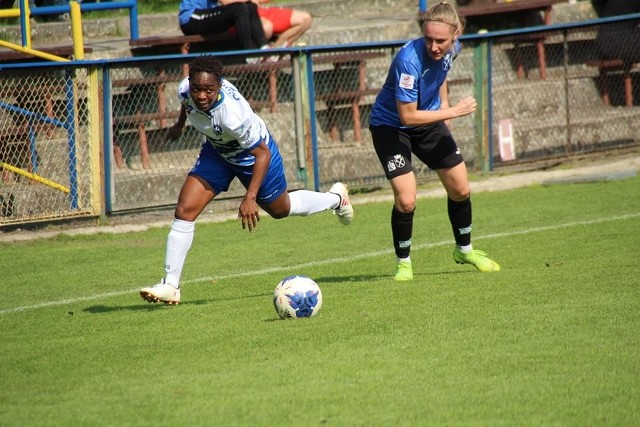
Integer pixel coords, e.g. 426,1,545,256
422,1,465,34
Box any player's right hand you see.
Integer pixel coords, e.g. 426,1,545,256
165,124,183,141
454,96,477,117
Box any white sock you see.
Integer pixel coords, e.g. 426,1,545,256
397,256,411,263
457,244,473,253
288,190,340,216
164,218,195,288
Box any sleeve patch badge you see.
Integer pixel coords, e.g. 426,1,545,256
399,73,415,90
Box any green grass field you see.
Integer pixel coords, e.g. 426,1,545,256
1,177,639,426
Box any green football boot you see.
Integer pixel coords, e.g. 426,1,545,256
453,248,500,272
394,259,414,281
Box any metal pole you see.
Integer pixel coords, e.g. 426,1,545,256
418,0,427,14
563,28,572,156
292,49,308,187
305,53,321,192
103,67,114,214
473,31,490,173
65,70,79,209
18,0,30,48
70,0,84,60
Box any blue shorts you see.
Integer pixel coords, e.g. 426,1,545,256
189,136,288,204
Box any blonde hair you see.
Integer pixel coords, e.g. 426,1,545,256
422,1,465,34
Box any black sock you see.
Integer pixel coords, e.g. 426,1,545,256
448,198,472,247
391,206,414,259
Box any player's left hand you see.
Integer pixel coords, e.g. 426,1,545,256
238,198,260,232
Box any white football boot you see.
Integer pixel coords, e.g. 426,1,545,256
329,182,354,225
140,279,181,305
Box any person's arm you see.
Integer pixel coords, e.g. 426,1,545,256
166,104,187,141
439,80,452,129
396,94,476,127
238,139,271,232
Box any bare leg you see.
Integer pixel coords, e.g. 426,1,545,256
261,17,274,40
271,10,312,47
390,172,417,213
259,191,291,219
435,162,470,201
174,175,216,221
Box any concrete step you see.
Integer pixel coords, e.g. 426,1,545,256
0,0,418,50
0,0,599,59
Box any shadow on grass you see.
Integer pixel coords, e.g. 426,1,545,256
83,292,271,314
314,274,389,284
316,270,472,284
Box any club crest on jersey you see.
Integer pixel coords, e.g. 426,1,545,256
213,124,223,135
399,73,415,89
442,53,453,71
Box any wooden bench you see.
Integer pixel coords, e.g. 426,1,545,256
129,33,243,77
129,33,239,55
0,124,33,183
458,0,564,80
0,45,93,62
312,51,386,142
0,46,92,140
4,78,87,139
586,59,638,107
112,47,385,166
111,61,289,169
128,34,288,112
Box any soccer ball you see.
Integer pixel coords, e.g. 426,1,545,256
273,275,323,319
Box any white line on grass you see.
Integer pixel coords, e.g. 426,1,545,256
2,212,638,315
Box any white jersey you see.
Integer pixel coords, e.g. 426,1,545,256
177,77,270,166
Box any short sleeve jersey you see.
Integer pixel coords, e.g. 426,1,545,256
369,37,461,128
178,77,270,167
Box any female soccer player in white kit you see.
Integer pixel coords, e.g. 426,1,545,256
140,56,353,305
369,1,499,281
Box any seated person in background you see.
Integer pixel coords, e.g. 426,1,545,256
223,0,312,48
178,0,269,52
257,0,312,48
595,0,640,63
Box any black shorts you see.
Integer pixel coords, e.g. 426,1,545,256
370,122,464,179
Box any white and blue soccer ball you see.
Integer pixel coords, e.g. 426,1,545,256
273,275,323,319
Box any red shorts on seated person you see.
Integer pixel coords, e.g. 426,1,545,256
258,7,294,34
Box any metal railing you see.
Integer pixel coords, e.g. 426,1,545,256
0,0,139,44
1,15,638,226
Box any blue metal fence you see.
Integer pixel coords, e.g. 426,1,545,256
1,15,639,225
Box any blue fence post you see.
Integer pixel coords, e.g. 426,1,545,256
129,0,139,40
64,70,79,209
28,125,37,173
102,66,113,214
18,0,29,47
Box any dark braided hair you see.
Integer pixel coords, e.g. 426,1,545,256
189,55,224,83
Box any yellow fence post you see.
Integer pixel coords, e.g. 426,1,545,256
70,0,85,60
